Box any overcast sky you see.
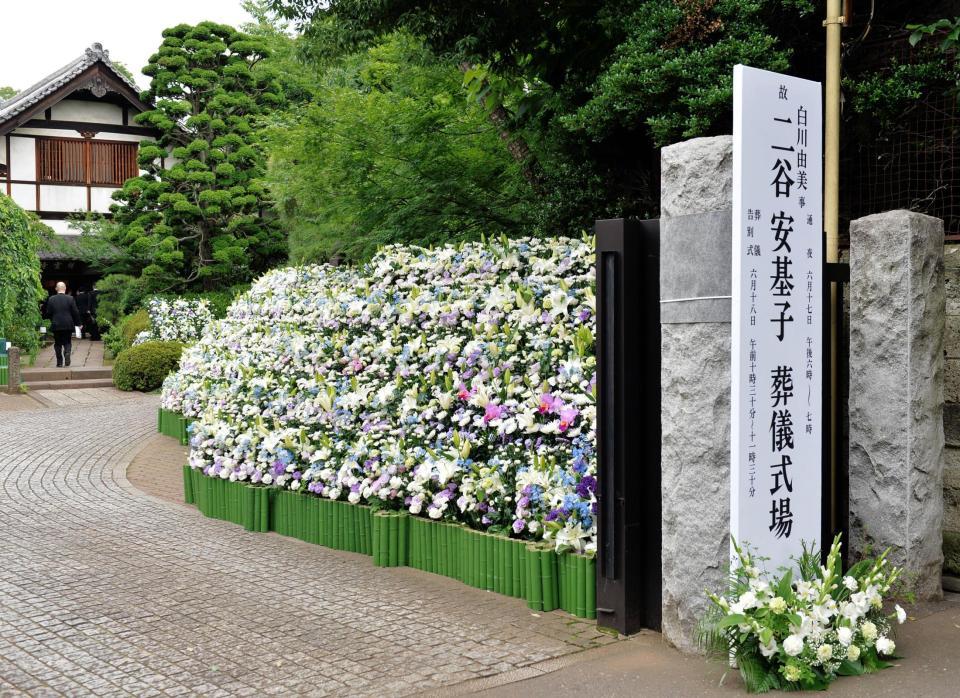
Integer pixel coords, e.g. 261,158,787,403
0,0,255,92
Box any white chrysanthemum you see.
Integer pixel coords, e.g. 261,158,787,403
875,637,896,656
783,634,804,657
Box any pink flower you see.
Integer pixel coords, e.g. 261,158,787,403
484,403,505,423
538,393,559,414
558,406,579,432
457,384,471,400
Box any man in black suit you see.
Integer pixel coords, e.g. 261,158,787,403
75,288,90,339
44,282,81,367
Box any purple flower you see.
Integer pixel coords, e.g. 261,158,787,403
558,406,579,432
292,471,302,481
271,461,286,476
576,475,597,499
512,519,526,534
517,496,530,509
538,393,559,414
483,402,505,423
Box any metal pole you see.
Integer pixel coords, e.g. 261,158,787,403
824,1,845,539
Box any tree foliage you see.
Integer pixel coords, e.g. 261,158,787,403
108,21,287,292
0,196,45,355
271,0,819,231
268,32,535,263
0,86,17,101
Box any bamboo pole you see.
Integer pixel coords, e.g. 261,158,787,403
824,0,844,541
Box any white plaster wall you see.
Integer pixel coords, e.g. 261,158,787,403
51,99,124,124
9,183,34,210
9,136,35,180
42,219,76,236
89,187,118,212
39,184,86,212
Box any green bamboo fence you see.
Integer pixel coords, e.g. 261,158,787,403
181,463,596,620
157,408,192,445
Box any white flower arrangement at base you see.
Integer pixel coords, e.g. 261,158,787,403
699,534,905,693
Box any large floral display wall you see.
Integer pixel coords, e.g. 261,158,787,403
161,235,598,555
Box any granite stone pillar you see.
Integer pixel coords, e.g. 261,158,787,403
849,210,945,601
6,346,20,395
660,136,733,651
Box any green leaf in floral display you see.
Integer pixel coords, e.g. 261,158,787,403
786,613,802,628
777,568,793,599
715,613,748,628
758,627,773,646
836,659,865,676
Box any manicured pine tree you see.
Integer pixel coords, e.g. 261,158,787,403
111,22,286,291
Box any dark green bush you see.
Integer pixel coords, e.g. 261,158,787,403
112,340,183,392
121,309,150,347
93,273,149,330
104,310,151,358
152,284,249,320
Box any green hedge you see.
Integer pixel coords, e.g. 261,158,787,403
181,464,596,619
113,340,183,391
0,196,44,356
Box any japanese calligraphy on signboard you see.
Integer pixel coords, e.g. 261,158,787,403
731,65,822,573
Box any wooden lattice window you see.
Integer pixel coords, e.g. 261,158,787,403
37,137,137,186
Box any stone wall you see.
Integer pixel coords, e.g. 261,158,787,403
942,245,960,577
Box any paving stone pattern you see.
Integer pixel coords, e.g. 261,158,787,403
0,397,609,697
33,339,104,369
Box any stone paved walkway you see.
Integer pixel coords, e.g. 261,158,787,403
0,397,612,697
33,338,105,369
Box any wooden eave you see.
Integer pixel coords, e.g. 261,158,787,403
0,62,155,138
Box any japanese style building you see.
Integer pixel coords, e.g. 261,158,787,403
0,43,158,292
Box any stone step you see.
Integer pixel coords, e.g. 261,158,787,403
23,378,115,391
21,367,113,382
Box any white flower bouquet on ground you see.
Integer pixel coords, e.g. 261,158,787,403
699,534,906,692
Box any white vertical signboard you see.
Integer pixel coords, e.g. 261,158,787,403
731,65,822,573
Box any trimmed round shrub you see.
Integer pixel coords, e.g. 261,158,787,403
121,309,150,347
113,340,183,392
104,309,151,358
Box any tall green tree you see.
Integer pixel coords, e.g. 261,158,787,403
0,86,17,101
272,0,819,230
110,21,286,291
268,32,535,263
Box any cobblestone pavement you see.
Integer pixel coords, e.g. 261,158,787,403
0,389,140,413
30,389,141,410
0,397,613,697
